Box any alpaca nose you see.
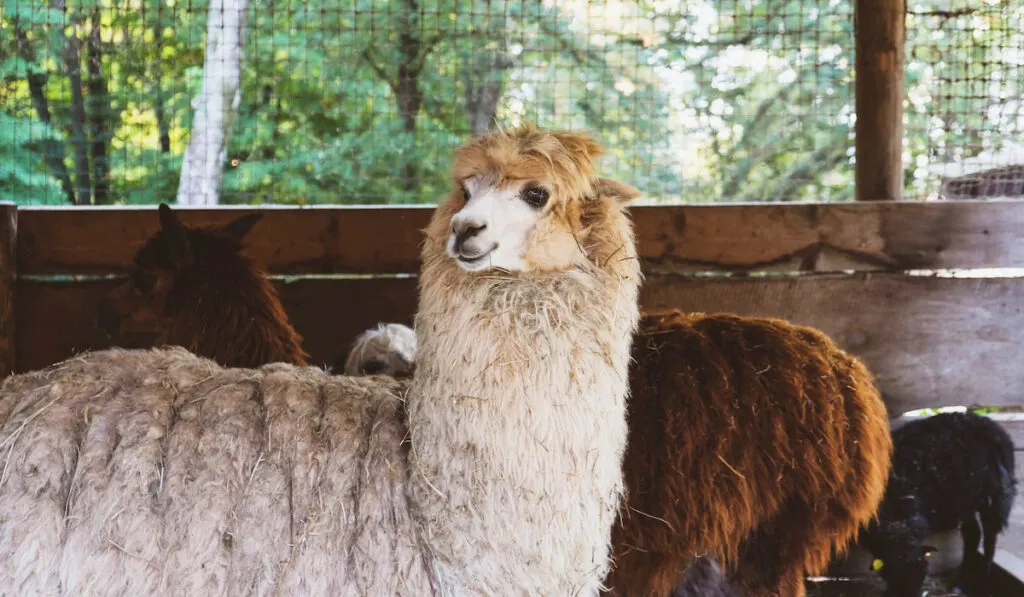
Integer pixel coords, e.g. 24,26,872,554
452,221,487,252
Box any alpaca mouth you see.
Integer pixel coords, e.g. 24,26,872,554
457,244,497,265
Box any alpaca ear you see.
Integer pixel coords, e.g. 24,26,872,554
552,130,605,163
222,213,263,241
158,203,192,266
594,178,641,204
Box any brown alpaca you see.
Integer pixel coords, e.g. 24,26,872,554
606,310,893,597
96,203,309,368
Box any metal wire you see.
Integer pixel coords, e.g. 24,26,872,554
1,0,1020,204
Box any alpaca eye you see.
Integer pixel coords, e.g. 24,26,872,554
361,360,386,375
132,271,156,293
461,185,471,203
522,186,549,209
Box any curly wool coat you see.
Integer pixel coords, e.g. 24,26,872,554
606,310,893,597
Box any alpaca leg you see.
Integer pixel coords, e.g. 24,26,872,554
773,567,807,597
731,500,811,597
731,532,804,597
958,514,982,592
977,507,1005,597
606,550,683,597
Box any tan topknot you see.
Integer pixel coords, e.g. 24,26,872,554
452,124,605,204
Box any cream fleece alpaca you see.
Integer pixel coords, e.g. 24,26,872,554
0,126,640,597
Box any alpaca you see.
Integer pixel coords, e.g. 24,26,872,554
861,412,1017,597
606,310,892,597
0,125,642,596
96,203,309,368
339,323,417,377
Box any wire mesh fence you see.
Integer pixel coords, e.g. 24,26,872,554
905,0,1024,200
0,0,1020,205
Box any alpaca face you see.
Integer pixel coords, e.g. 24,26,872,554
342,323,418,378
97,204,262,344
441,126,618,273
447,176,554,272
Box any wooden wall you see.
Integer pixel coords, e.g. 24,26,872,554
5,200,1024,417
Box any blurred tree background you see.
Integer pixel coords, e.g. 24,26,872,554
1,0,1021,205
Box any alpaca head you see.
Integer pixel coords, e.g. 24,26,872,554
340,323,417,378
97,203,263,343
433,124,640,273
861,492,935,597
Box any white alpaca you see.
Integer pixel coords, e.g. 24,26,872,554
0,125,641,597
341,323,417,378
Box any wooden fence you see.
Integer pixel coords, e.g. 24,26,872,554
3,199,1024,421
5,199,1024,588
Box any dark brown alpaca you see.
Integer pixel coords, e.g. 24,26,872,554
606,311,893,597
97,203,309,368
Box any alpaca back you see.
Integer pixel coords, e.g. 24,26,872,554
0,347,426,596
608,311,891,596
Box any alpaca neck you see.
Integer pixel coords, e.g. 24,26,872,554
406,201,640,596
164,261,308,368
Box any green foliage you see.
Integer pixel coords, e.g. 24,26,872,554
0,0,1020,205
0,112,64,204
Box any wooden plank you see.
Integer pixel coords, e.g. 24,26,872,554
277,277,417,370
14,277,418,373
855,0,906,200
0,203,15,377
992,551,1024,596
17,201,1024,275
17,206,432,276
993,419,1024,452
14,273,1024,417
641,273,1024,416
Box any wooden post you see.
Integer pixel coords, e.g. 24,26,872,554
0,203,16,378
855,0,907,201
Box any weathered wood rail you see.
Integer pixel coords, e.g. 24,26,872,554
3,199,1024,592
6,200,1024,419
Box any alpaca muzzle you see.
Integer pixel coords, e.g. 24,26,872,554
452,221,486,254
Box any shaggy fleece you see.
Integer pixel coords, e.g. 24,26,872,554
0,125,643,597
607,311,893,597
405,162,642,595
0,347,427,597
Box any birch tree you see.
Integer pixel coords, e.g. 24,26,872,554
176,0,250,205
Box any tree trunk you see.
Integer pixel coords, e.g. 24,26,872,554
154,83,172,154
86,10,112,204
395,10,425,194
361,0,440,195
176,0,250,205
464,45,510,135
153,1,172,154
261,89,281,160
62,27,93,206
13,25,76,204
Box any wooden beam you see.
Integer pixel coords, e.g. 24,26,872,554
0,203,15,378
16,273,1024,415
18,201,1024,275
640,273,1024,416
855,0,906,201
